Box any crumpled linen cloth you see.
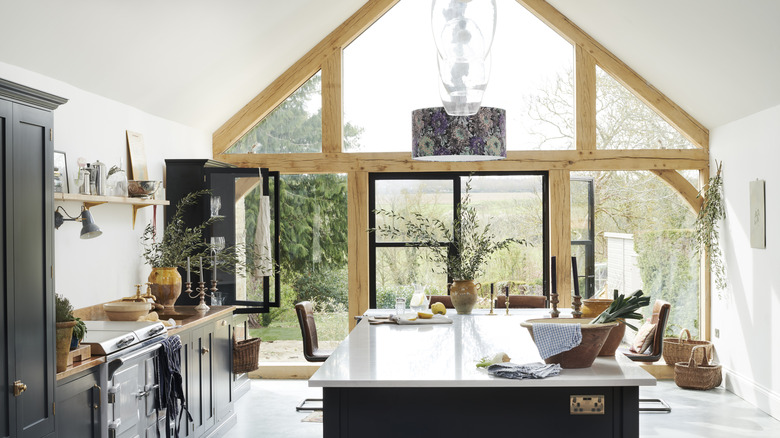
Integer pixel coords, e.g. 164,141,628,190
487,362,562,379
532,323,582,359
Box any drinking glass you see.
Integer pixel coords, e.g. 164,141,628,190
210,196,222,217
395,297,406,316
211,236,225,252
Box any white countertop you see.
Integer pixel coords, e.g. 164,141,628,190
309,309,656,388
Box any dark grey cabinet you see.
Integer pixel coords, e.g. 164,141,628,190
0,79,66,438
55,365,105,438
177,315,236,437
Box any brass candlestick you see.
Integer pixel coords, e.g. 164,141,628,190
504,286,510,316
210,280,219,306
189,280,211,312
487,283,496,316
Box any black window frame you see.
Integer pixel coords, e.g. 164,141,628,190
368,171,550,308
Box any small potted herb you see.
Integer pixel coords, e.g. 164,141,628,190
55,294,79,372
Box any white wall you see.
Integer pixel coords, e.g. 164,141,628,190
0,61,212,309
710,103,780,419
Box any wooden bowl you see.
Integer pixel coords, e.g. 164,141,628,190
521,318,618,368
103,302,151,321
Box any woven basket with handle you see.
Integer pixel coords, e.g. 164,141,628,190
233,332,261,374
663,328,712,365
674,345,722,390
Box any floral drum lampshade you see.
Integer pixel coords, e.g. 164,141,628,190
412,107,506,161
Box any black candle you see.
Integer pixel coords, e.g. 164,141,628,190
551,256,557,295
505,285,509,298
571,256,580,297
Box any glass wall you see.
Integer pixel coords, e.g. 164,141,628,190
370,173,547,309
572,170,701,337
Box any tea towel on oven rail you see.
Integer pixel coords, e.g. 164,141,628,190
155,335,192,438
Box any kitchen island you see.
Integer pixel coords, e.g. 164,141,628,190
309,310,655,438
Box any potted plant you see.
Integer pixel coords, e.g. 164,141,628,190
141,190,217,308
141,190,262,308
70,317,87,350
55,294,79,372
373,179,524,314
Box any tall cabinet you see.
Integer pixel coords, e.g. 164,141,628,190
0,78,66,438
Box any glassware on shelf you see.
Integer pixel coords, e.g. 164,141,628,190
211,236,225,252
210,195,222,217
106,166,128,197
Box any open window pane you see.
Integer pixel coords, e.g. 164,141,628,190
227,71,323,154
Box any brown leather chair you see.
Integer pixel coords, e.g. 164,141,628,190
621,299,672,413
295,301,332,362
495,295,547,309
428,295,454,308
294,301,332,411
621,299,671,363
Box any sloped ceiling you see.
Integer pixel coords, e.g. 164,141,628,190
1,0,778,134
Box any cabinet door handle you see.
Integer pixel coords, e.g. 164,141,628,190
13,380,27,396
93,384,101,409
201,347,210,355
221,320,227,327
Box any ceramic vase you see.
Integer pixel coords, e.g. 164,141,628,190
148,267,182,308
449,280,481,314
55,321,77,372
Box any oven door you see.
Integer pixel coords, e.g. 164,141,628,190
107,343,163,438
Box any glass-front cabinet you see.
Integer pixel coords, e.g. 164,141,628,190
165,159,280,314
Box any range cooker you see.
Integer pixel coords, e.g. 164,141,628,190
82,320,169,438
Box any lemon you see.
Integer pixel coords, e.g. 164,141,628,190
417,312,433,319
431,302,447,315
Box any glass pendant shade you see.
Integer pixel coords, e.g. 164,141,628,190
412,107,506,161
431,0,497,116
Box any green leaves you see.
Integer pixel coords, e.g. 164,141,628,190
694,161,726,289
372,178,526,281
590,289,651,331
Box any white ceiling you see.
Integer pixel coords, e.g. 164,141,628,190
1,0,778,134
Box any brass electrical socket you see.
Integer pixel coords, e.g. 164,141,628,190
570,395,605,415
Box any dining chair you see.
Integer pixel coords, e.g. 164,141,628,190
428,295,454,308
294,301,333,411
494,295,547,309
620,299,672,413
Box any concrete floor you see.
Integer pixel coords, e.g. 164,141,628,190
229,379,780,437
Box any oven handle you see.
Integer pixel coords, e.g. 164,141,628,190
107,343,163,380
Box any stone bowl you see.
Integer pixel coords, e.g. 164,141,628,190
127,180,161,198
521,318,618,368
103,301,151,321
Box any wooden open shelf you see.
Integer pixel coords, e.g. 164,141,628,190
54,192,169,228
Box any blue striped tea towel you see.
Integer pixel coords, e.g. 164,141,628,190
532,323,582,359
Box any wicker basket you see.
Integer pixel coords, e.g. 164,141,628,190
233,333,261,374
674,345,722,390
663,328,712,365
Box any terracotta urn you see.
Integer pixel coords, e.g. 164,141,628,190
148,267,182,308
449,280,481,314
581,298,613,318
55,321,77,372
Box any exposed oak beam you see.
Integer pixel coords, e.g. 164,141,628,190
650,169,703,214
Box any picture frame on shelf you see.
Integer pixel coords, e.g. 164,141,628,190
53,150,69,193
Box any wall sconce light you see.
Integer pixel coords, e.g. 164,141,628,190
54,205,103,239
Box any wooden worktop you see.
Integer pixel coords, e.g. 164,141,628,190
57,305,236,380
